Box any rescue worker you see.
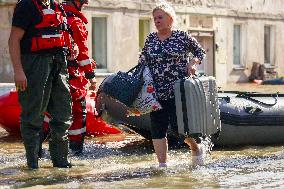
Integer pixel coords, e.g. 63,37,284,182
61,0,96,155
8,0,72,169
42,0,96,156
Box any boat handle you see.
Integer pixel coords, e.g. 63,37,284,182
244,106,263,115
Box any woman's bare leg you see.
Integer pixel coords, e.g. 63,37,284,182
184,137,202,156
152,138,168,165
184,137,204,165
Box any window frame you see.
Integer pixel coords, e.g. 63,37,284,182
138,18,150,52
91,16,108,72
232,23,247,69
264,25,275,66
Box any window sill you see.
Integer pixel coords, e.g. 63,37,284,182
264,64,276,69
233,66,246,71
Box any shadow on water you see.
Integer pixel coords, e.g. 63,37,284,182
0,134,22,143
80,138,154,160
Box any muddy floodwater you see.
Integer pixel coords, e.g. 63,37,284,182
0,127,283,189
0,83,284,188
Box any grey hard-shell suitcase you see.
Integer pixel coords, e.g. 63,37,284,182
174,76,221,137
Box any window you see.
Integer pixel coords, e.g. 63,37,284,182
233,25,241,66
92,17,107,69
139,19,150,51
264,25,275,65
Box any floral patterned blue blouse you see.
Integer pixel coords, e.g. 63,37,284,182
139,30,206,101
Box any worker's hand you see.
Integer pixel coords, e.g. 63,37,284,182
187,58,200,76
14,69,27,91
89,78,97,91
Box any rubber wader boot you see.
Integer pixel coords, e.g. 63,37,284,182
69,140,84,156
24,143,39,169
49,137,72,168
38,127,50,158
38,129,45,158
22,132,41,169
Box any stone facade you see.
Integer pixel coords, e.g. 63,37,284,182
1,0,284,84
0,3,15,82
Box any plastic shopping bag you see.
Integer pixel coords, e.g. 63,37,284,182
127,66,162,116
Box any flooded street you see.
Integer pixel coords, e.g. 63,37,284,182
0,83,284,188
0,126,283,189
2,0,284,186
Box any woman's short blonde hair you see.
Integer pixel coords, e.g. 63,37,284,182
152,1,177,29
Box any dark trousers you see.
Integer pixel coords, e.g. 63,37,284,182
18,51,72,168
150,99,179,139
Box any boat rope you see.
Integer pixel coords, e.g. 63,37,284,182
236,92,278,106
218,91,281,107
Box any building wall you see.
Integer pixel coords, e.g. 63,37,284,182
215,17,284,84
1,0,284,85
0,4,14,83
81,0,284,84
83,3,154,84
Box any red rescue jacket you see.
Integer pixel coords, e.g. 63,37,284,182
62,3,96,100
30,0,70,52
62,4,96,76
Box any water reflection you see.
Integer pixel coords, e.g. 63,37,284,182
0,128,283,189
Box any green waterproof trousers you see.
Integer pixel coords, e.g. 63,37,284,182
18,50,72,168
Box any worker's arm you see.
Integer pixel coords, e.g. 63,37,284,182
8,26,27,91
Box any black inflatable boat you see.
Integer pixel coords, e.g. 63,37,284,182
96,77,284,146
